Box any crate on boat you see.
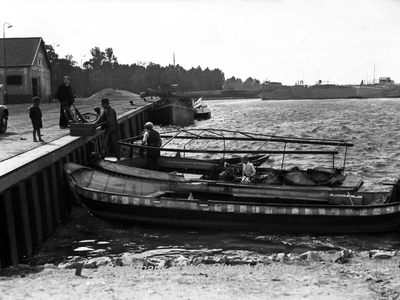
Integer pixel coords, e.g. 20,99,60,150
70,123,98,136
329,194,363,205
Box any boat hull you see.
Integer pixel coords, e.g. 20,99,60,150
194,108,211,120
262,83,400,100
64,163,399,234
75,188,400,234
150,98,194,126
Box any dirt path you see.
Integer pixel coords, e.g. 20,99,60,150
1,254,400,300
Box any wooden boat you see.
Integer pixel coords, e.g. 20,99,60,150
92,159,363,197
116,128,363,189
64,163,400,234
194,106,211,120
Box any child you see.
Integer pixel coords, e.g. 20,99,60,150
29,96,44,142
241,155,256,182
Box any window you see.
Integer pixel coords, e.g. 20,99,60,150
7,75,23,85
38,58,43,66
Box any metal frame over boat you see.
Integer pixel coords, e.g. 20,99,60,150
64,163,400,234
116,128,363,191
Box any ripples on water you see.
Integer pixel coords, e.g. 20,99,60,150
32,98,400,264
189,98,400,191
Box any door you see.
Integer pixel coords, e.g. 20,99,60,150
32,77,41,98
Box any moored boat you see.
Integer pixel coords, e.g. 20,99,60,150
193,97,211,120
93,159,363,196
116,128,363,190
261,77,400,100
140,88,195,126
149,97,195,126
64,163,400,234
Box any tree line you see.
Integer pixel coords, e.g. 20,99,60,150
45,45,263,98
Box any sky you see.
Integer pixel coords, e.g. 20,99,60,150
2,0,400,85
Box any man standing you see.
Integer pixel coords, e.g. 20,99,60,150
142,122,161,170
56,75,75,129
96,98,120,161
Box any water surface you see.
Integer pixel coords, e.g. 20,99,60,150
28,98,400,264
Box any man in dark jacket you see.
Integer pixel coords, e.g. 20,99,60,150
56,75,75,129
96,98,120,161
142,122,162,170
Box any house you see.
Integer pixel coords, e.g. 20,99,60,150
0,37,51,104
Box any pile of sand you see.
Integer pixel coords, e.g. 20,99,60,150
89,88,140,99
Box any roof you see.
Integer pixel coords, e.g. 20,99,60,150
0,37,51,69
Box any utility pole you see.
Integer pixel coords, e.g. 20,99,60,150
3,22,13,105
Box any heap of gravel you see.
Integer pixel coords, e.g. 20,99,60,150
89,88,140,99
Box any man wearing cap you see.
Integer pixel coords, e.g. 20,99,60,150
142,122,162,170
56,75,75,129
96,98,120,161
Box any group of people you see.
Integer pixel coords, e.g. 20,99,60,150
28,75,256,179
28,75,162,169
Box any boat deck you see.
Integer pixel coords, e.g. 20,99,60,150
340,174,364,190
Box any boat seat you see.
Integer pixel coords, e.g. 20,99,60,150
144,191,171,198
182,173,204,180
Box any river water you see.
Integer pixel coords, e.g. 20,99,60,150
28,98,400,265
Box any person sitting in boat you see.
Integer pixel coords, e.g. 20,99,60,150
142,122,162,170
241,155,256,183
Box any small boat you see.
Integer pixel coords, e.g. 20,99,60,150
116,128,363,188
194,106,211,120
64,163,400,234
193,97,211,120
92,159,364,205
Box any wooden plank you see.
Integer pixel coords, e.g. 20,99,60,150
82,145,88,166
128,118,134,137
76,148,82,165
41,169,53,232
134,115,140,137
50,164,61,223
30,175,43,244
123,121,130,139
138,113,143,133
56,160,67,215
17,182,33,256
3,190,19,266
71,151,77,163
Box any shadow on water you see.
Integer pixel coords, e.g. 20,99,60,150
24,205,400,266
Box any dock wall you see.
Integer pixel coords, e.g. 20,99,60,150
0,106,149,269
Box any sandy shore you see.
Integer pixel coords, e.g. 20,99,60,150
1,250,399,300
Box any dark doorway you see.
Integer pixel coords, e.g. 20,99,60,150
32,78,41,98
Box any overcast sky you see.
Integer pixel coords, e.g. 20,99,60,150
3,0,400,85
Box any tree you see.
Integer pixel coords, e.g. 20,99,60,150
223,77,243,90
